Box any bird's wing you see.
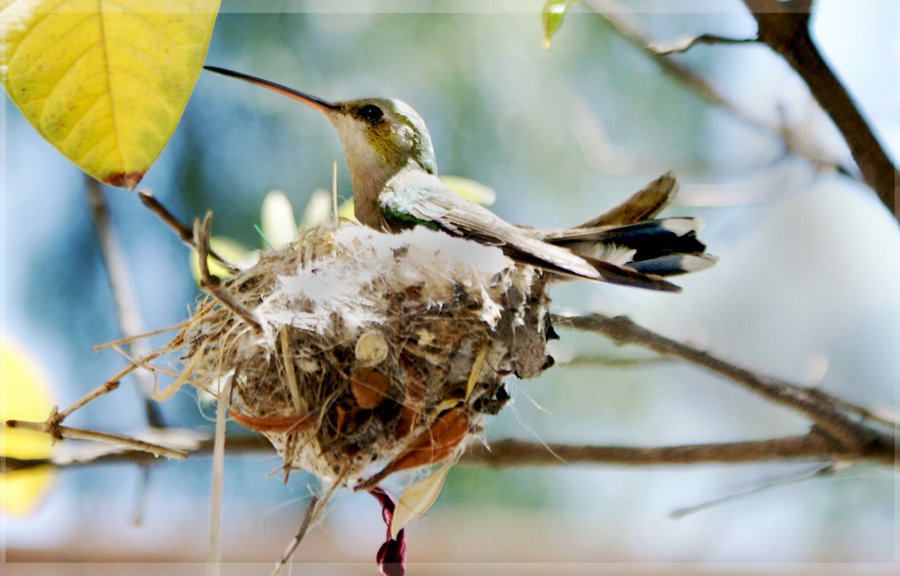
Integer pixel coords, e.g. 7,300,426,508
380,170,680,291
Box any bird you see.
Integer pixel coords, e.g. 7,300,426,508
203,66,715,291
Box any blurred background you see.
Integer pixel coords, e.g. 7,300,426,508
2,0,898,573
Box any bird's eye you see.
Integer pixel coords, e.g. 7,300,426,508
359,104,384,123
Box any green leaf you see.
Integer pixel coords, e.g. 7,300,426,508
541,0,578,51
0,0,220,189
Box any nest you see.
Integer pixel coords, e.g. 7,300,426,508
166,222,552,487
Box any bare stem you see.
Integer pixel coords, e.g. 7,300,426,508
85,176,165,427
207,370,232,573
584,0,740,112
56,346,168,421
2,434,269,472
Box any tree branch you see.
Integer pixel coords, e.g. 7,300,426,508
6,310,895,474
462,431,893,468
584,0,746,114
743,0,899,220
4,312,894,476
553,312,895,454
3,426,893,474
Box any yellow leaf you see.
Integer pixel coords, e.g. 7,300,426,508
0,337,56,516
389,461,453,539
0,0,220,189
189,235,256,282
441,175,496,206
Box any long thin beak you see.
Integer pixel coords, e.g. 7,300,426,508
203,65,337,114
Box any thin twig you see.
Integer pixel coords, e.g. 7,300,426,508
670,463,836,519
560,355,670,368
650,34,758,56
85,176,165,428
272,469,348,574
2,434,270,472
194,212,263,332
581,0,857,181
5,419,188,460
57,379,121,421
92,321,189,352
56,346,168,421
207,368,233,574
139,190,241,275
272,495,320,576
583,0,766,121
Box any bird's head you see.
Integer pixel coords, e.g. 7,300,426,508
327,97,437,180
204,67,437,198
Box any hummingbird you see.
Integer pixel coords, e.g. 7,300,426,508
204,66,715,291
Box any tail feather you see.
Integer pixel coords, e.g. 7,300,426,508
538,173,715,286
629,253,718,276
577,171,677,227
584,257,682,292
579,218,706,259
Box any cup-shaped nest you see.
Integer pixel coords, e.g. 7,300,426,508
171,222,552,487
